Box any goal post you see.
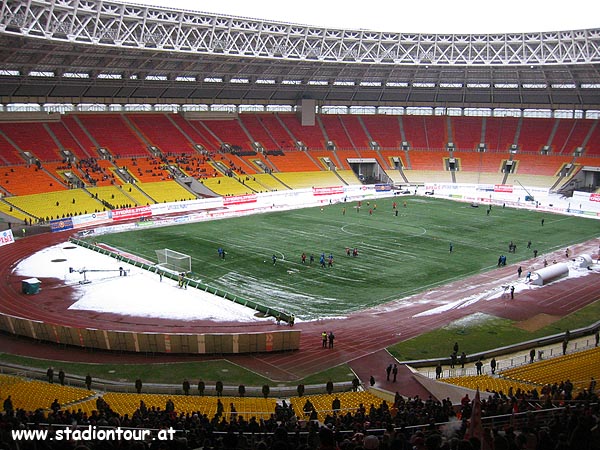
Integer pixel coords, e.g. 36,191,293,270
155,248,192,274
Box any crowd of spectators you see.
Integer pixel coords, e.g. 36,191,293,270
78,158,117,187
2,381,599,450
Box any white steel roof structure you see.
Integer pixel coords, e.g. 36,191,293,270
1,0,599,108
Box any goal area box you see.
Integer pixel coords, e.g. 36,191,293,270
155,248,192,273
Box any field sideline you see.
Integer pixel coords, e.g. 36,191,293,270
90,196,600,321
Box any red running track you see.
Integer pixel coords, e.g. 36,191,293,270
1,232,599,398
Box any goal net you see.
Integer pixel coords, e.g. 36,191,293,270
155,248,192,274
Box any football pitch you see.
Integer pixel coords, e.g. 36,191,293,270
92,197,600,321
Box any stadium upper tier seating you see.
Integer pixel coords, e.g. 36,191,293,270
128,113,197,155
2,113,599,162
320,115,355,150
75,114,149,157
450,116,484,151
278,113,325,149
0,122,62,162
239,114,280,150
551,119,593,155
0,113,599,219
360,115,402,148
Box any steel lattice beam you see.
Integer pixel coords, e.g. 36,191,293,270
2,0,600,66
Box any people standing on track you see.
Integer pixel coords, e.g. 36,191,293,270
322,331,327,348
328,331,335,349
475,358,483,375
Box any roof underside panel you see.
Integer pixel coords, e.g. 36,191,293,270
0,1,598,108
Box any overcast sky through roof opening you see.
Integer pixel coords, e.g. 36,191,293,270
128,0,598,34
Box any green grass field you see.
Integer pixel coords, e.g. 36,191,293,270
91,197,600,320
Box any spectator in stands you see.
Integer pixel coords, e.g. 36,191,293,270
135,378,142,394
85,374,92,390
332,396,341,413
50,398,61,413
3,395,13,414
58,369,65,385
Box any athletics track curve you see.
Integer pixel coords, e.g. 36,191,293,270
0,231,598,398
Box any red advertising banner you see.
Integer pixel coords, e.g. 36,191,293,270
590,193,600,203
223,194,257,206
494,184,514,193
312,186,344,196
110,205,152,221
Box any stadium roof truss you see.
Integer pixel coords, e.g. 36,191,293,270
0,0,600,109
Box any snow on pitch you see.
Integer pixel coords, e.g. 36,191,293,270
14,243,270,322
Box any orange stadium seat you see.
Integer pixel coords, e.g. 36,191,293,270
484,117,520,152
549,118,592,155
320,115,355,150
450,117,484,151
361,115,402,149
340,115,372,150
202,118,253,151
278,114,325,149
239,114,280,150
128,113,197,155
268,150,322,172
75,114,149,158
170,115,221,152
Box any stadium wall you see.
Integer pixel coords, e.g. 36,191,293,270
0,311,301,354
